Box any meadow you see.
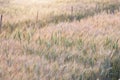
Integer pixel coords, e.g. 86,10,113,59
0,0,120,80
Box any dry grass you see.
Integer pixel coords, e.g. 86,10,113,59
0,0,120,80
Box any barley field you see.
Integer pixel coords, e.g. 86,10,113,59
0,0,120,80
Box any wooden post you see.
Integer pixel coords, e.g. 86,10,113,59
70,6,74,21
35,11,39,28
71,6,73,15
0,14,3,33
95,4,98,13
36,11,39,24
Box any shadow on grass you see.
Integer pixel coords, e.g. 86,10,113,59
39,2,120,26
1,2,120,34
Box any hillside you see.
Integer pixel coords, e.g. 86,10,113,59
0,0,120,80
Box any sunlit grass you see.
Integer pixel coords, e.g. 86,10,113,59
0,0,120,80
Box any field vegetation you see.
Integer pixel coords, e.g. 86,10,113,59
0,0,120,80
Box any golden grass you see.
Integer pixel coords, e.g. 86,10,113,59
0,0,120,80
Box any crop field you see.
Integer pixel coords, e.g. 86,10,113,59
0,0,120,80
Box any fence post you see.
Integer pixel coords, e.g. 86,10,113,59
36,11,39,23
71,6,73,15
35,11,39,28
70,6,74,21
0,14,3,33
